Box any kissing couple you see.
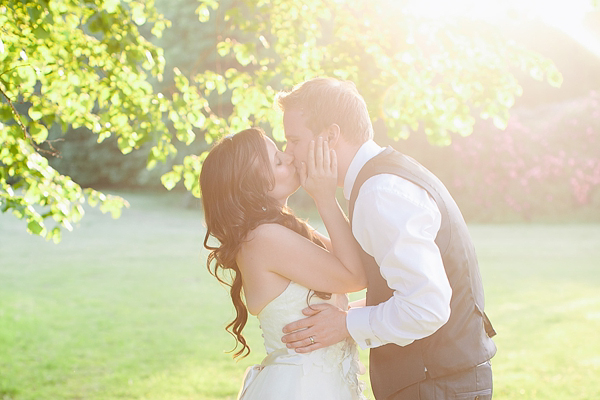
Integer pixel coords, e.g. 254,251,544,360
200,77,497,400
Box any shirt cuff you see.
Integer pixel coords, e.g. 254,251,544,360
347,306,382,350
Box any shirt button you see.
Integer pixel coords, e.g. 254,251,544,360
365,339,371,346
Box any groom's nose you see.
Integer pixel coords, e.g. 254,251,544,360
283,144,294,158
281,152,294,165
283,143,293,155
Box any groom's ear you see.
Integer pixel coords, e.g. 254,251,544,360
324,124,340,146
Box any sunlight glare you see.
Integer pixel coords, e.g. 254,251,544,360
400,0,600,58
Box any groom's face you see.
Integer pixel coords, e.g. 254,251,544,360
282,109,317,170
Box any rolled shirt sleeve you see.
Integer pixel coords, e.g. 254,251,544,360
346,174,452,349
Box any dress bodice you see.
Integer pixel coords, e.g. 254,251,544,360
257,281,349,353
239,281,366,399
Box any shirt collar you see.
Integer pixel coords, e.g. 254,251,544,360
343,140,385,200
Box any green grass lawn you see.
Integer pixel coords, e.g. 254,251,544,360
1,191,599,399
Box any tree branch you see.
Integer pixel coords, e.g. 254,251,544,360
0,81,60,157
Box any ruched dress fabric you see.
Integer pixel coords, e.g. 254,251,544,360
238,282,367,400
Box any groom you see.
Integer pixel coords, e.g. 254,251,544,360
277,77,497,400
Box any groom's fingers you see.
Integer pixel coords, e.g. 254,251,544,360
280,303,333,345
281,325,328,353
302,303,332,315
283,335,325,352
282,316,312,335
292,338,322,352
281,328,315,347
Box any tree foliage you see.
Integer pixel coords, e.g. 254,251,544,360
1,0,564,241
190,0,563,143
2,0,180,242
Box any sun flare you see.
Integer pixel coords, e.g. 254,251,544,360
399,0,600,58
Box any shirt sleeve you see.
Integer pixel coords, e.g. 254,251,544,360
346,174,452,349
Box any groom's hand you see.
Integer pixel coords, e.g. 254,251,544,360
281,303,350,353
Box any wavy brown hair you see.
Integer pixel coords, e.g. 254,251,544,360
200,127,326,359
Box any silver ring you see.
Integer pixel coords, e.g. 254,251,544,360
309,336,315,344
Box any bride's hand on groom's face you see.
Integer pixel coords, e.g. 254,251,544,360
300,136,337,204
280,303,349,353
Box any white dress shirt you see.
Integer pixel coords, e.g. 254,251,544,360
344,140,452,350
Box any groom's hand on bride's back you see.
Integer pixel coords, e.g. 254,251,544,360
281,303,349,353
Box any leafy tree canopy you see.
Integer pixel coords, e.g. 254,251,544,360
1,0,563,242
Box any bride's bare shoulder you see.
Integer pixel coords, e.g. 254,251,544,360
244,223,292,242
238,223,302,263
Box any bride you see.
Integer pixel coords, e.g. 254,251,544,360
200,127,368,399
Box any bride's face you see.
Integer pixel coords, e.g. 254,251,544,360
264,137,300,205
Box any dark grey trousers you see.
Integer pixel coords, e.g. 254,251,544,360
390,361,493,400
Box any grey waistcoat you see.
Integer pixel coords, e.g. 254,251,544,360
349,147,497,399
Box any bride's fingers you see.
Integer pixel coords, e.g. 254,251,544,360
330,149,337,175
299,162,308,187
314,136,324,171
307,140,315,176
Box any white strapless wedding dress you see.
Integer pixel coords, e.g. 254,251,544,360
238,282,367,399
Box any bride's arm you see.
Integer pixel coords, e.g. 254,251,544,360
307,223,332,251
349,298,366,308
301,137,365,289
240,223,366,294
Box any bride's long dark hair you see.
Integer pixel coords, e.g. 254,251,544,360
200,127,327,359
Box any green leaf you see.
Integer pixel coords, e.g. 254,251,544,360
111,92,122,106
529,65,544,81
234,44,254,66
161,169,182,191
197,5,211,22
187,111,205,129
104,0,120,14
33,25,49,39
151,20,167,38
27,219,44,235
28,108,43,121
183,171,197,191
217,41,232,57
131,3,147,25
29,123,48,144
547,67,563,88
114,114,128,126
47,227,62,244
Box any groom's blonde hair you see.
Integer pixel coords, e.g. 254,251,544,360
275,77,373,145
